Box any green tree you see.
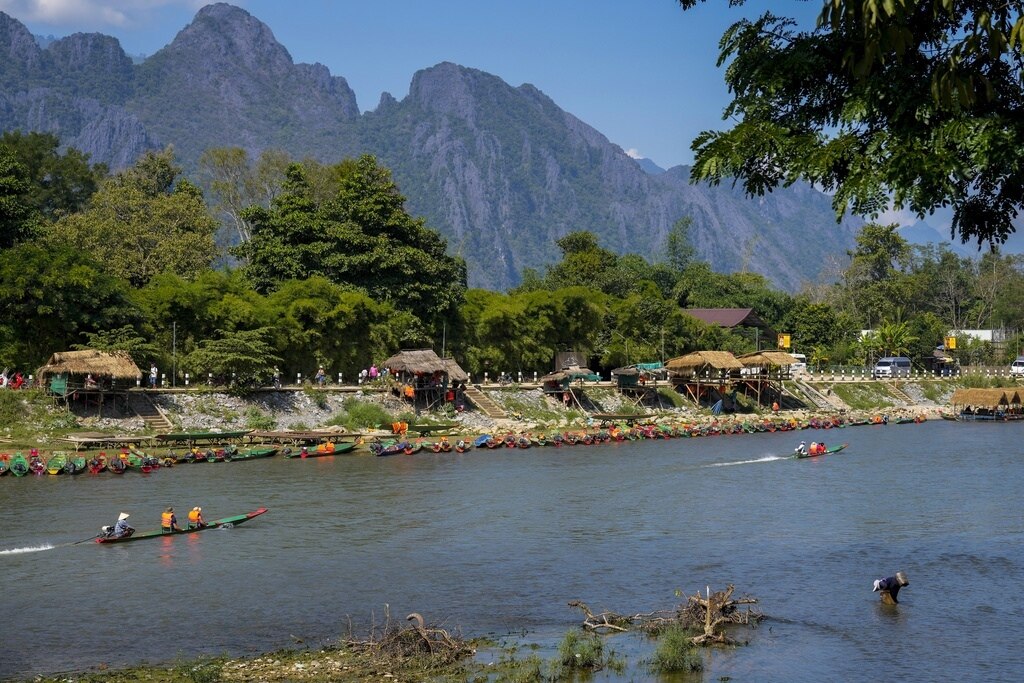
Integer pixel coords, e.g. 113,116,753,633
236,155,467,330
0,131,106,219
0,243,140,367
682,0,1024,248
0,148,39,248
184,328,281,387
198,146,290,243
74,326,161,369
840,223,911,326
48,148,219,288
664,216,696,273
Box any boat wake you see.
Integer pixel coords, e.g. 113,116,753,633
0,544,55,555
703,455,787,468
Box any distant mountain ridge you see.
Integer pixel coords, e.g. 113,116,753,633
0,3,864,290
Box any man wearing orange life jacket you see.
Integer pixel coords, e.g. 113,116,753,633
187,506,206,529
161,507,181,533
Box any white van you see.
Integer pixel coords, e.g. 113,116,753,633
789,353,807,374
1011,356,1024,376
873,356,912,378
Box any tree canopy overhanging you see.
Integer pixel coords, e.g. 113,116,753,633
680,0,1024,248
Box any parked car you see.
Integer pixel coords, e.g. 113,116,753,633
789,353,807,374
873,356,912,378
1011,356,1024,376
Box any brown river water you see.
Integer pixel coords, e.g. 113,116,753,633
1,420,1023,681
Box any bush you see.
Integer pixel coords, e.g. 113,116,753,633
647,625,703,674
0,390,28,424
325,398,393,431
555,629,606,671
244,406,276,431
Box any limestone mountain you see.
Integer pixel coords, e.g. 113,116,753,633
0,3,861,290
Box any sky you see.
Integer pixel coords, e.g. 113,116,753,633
0,0,825,170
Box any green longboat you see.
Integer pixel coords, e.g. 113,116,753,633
9,453,29,476
46,451,68,475
95,507,268,544
794,443,849,459
225,446,278,461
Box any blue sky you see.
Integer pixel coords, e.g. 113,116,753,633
0,0,821,170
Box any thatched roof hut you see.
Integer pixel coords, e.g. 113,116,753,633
381,349,449,375
442,358,469,382
950,387,1014,407
665,351,743,373
738,350,797,367
36,350,142,381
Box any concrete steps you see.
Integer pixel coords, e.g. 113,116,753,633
127,392,174,432
463,385,507,419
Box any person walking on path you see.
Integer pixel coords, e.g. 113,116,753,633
150,364,158,389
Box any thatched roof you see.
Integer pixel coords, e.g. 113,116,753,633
381,349,448,375
611,366,639,376
540,370,568,382
950,387,1017,407
665,351,743,372
737,351,797,367
36,350,142,379
442,358,469,382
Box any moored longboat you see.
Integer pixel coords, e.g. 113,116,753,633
46,451,68,475
9,452,29,476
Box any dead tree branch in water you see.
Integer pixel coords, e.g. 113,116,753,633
569,584,763,647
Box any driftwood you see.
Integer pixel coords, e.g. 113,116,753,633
569,584,762,647
341,605,475,665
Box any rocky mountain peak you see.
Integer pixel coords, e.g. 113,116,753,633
156,2,295,78
47,33,134,100
0,11,45,85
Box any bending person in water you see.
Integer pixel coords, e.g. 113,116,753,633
873,571,909,604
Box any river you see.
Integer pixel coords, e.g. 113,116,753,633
2,421,1023,681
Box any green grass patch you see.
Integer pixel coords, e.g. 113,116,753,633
826,382,897,410
243,406,276,431
646,625,704,674
325,397,394,431
657,387,687,408
551,628,624,676
957,372,1017,389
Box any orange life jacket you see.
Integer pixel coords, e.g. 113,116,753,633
161,511,175,529
188,509,201,524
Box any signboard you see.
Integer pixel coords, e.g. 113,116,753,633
777,333,791,349
944,336,957,350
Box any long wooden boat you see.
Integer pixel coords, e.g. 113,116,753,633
284,442,357,458
794,443,849,459
155,430,251,443
63,455,87,475
95,507,268,544
10,452,29,476
225,446,278,461
46,451,68,475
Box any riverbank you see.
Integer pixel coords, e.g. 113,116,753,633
0,378,960,454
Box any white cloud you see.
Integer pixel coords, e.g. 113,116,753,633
625,148,643,159
875,206,918,228
0,0,208,29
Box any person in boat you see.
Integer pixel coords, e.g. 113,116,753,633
873,571,909,604
187,506,207,529
809,441,818,455
794,440,807,456
161,507,181,533
817,441,827,454
110,512,134,538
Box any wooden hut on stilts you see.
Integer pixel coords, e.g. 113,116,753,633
665,351,743,409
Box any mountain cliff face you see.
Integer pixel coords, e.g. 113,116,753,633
0,3,860,290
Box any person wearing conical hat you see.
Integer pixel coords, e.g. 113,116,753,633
112,512,134,538
873,571,910,604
